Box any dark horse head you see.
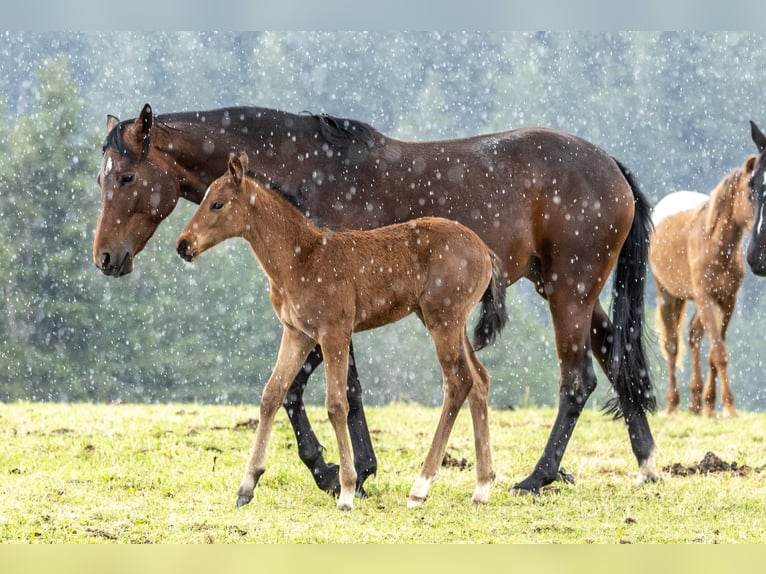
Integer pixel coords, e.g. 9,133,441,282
94,104,180,276
746,120,766,276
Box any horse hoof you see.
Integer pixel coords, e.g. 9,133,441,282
556,467,575,484
336,501,353,511
236,494,253,507
406,495,426,508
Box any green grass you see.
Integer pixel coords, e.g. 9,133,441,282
1,402,765,543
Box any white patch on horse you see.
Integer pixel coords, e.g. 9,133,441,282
203,186,211,201
652,190,708,226
103,156,113,177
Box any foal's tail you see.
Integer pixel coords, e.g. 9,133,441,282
472,252,508,351
605,159,657,419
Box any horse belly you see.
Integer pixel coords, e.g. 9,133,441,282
649,216,695,299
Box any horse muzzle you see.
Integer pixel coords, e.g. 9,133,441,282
746,238,766,276
176,237,198,262
96,249,134,277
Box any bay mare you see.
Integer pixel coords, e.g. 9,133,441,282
650,156,756,417
93,103,659,497
177,152,507,509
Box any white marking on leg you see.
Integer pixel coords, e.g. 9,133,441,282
636,450,662,485
337,487,355,511
407,475,435,508
471,481,492,505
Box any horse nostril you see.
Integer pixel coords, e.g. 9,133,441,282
100,252,111,271
177,239,190,258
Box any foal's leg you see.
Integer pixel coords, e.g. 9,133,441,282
408,327,474,507
688,311,705,414
655,286,686,414
236,327,316,507
319,334,358,511
698,297,737,417
716,296,738,418
465,340,495,504
282,341,377,495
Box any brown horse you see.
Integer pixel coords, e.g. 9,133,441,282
650,155,756,417
177,152,507,510
94,104,659,496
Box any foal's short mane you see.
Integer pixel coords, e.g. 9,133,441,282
102,107,378,158
244,168,307,214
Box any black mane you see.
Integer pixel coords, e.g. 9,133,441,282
313,113,377,148
102,106,379,158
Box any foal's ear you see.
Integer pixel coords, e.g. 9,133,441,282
751,120,766,153
133,103,153,157
106,115,120,135
228,152,248,187
744,154,757,175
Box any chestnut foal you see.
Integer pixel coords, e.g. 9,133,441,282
177,153,507,510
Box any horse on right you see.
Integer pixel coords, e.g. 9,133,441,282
650,154,756,417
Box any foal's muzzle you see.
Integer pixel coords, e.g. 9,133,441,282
176,237,197,262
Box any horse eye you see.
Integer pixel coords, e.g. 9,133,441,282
119,174,135,185
211,201,225,211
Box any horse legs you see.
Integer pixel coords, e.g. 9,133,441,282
717,297,738,418
282,340,376,495
236,326,316,507
591,302,658,486
318,334,358,511
408,328,475,507
465,343,495,504
688,311,705,414
654,285,687,414
696,297,737,417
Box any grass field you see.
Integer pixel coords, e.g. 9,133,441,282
1,402,765,543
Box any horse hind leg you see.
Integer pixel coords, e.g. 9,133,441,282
408,326,474,508
465,341,495,504
513,294,598,494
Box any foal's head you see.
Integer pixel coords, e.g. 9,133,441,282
177,152,252,262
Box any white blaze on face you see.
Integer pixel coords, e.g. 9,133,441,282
757,172,766,234
103,156,113,177
203,185,211,201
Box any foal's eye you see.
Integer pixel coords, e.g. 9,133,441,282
211,201,225,211
118,173,135,185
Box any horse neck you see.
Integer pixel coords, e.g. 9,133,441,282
152,108,314,203
240,182,322,282
707,185,747,247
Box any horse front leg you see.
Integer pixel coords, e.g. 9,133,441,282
282,341,377,496
320,335,358,511
282,344,340,495
237,327,315,507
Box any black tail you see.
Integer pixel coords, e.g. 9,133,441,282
604,159,656,418
472,253,508,351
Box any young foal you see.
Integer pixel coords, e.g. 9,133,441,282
177,152,507,510
650,155,756,417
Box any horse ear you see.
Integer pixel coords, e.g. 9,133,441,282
751,120,766,152
744,154,757,175
106,115,120,135
134,104,153,156
229,152,246,187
